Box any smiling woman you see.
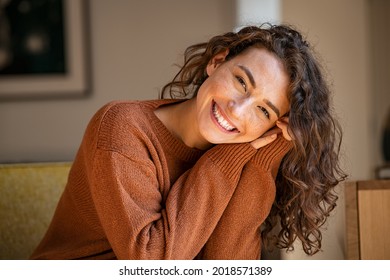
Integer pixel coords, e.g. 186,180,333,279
193,46,290,148
30,24,346,260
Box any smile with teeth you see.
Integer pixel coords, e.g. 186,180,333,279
212,101,238,132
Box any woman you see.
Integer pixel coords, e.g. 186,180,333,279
31,24,346,259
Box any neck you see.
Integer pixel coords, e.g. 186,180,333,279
155,98,212,150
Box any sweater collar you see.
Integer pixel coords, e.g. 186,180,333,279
141,99,206,163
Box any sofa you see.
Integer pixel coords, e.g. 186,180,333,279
0,162,71,259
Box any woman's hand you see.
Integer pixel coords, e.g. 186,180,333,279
276,117,292,141
250,117,292,149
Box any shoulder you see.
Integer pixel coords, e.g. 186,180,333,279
96,100,154,122
83,101,145,140
95,99,181,127
91,100,166,130
88,99,180,153
93,100,155,142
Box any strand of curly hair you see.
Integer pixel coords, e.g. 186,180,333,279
160,23,347,255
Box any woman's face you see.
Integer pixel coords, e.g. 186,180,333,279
195,46,290,145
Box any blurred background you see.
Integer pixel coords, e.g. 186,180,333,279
0,0,389,259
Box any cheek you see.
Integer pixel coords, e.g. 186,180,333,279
202,74,232,97
246,118,274,139
197,78,219,102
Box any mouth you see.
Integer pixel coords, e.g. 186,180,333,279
211,100,239,133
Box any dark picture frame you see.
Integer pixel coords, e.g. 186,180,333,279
0,0,89,99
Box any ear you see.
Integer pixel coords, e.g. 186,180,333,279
206,49,229,76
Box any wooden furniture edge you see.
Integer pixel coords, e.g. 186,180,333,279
344,181,360,259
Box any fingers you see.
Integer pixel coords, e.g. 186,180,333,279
250,133,277,149
262,126,281,137
250,117,292,149
276,117,292,141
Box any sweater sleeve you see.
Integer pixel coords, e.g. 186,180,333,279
90,145,256,260
197,136,292,259
86,104,258,259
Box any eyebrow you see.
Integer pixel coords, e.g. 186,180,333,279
264,99,280,118
238,65,256,89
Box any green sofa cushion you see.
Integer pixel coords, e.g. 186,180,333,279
0,162,71,260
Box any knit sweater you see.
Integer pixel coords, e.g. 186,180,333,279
30,99,292,260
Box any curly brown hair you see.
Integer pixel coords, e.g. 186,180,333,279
161,23,347,255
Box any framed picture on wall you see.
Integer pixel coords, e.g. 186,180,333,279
0,0,89,99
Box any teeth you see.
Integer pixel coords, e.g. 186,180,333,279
213,103,236,131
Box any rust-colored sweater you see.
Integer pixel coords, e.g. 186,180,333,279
30,100,291,260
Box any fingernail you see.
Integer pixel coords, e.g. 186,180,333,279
270,134,277,139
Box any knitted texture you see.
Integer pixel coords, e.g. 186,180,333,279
30,100,291,260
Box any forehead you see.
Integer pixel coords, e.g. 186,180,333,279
232,46,289,86
233,46,284,71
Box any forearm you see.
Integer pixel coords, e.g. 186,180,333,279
198,165,275,259
90,143,256,259
198,136,292,259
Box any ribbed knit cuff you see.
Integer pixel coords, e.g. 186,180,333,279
206,143,257,180
251,135,293,171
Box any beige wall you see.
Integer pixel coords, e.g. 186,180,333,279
370,0,390,168
0,0,381,260
283,0,372,181
282,0,372,259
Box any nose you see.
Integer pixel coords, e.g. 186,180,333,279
227,98,252,119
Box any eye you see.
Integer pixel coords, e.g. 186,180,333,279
258,106,270,119
236,76,247,92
